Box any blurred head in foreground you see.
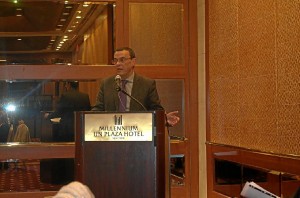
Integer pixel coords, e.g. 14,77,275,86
53,181,95,198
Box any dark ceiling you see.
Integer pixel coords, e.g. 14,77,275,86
0,1,103,55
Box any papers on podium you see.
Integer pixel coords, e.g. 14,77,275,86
50,117,61,123
241,181,280,198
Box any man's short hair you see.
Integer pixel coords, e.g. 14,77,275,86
0,111,8,124
115,47,136,59
67,81,79,89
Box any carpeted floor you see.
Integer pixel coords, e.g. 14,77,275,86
0,160,63,193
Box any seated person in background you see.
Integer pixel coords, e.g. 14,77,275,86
0,110,9,143
0,110,10,169
53,181,95,198
13,119,31,142
6,118,14,142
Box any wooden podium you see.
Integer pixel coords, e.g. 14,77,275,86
74,110,170,198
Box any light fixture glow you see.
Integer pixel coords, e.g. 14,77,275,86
5,104,16,112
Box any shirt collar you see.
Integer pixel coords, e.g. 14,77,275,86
125,72,134,83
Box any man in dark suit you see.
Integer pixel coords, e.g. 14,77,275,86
45,81,91,141
92,47,179,126
42,81,91,184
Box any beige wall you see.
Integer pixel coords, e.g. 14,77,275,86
208,0,300,156
203,0,300,197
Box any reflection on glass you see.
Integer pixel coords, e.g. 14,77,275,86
1,79,184,142
170,154,185,186
0,81,52,141
214,159,300,198
281,173,300,198
0,80,100,142
0,1,115,65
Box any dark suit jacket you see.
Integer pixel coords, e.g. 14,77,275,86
48,90,91,141
92,73,164,111
0,123,9,143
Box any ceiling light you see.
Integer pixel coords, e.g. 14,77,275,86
15,8,23,16
17,38,22,41
5,104,16,112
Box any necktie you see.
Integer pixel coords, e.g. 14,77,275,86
118,80,127,112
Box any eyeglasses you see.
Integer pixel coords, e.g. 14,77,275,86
111,57,132,65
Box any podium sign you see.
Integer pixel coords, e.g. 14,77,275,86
75,111,169,198
84,113,153,141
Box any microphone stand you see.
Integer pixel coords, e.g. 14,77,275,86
116,86,147,111
116,83,174,129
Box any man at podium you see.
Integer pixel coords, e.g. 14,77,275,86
92,47,179,127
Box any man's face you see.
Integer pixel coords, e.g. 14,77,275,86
64,82,71,91
113,50,136,79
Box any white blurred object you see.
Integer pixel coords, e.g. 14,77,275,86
53,181,95,198
50,117,61,123
241,181,280,198
5,104,16,112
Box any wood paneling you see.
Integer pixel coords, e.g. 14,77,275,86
0,143,74,160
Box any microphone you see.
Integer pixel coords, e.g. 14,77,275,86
114,75,147,111
115,75,121,91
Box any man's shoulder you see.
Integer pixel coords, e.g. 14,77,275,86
64,90,88,97
134,73,152,80
134,73,155,84
102,76,115,83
